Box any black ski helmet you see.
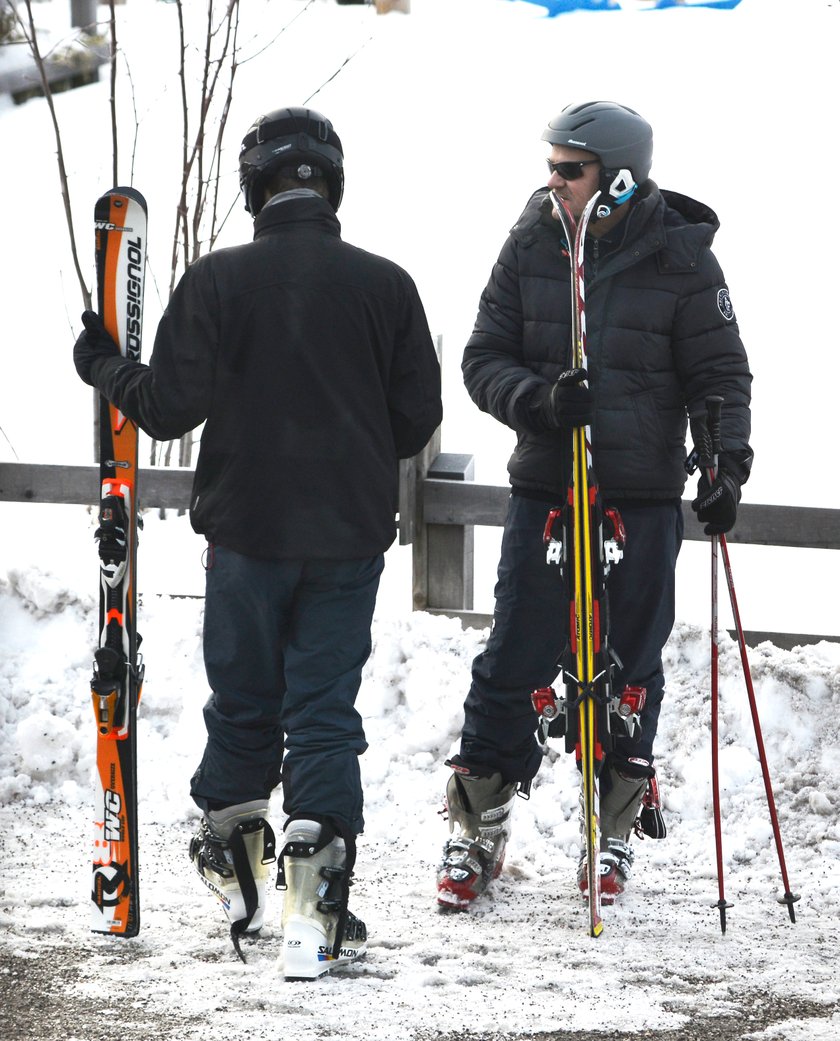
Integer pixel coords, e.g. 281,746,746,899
542,101,653,203
239,106,344,216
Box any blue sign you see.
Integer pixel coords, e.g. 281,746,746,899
511,0,742,15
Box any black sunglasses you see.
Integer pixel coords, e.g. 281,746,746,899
545,158,600,180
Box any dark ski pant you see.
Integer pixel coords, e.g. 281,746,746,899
190,546,384,836
459,494,683,786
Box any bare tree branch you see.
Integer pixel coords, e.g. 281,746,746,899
108,0,118,186
158,0,243,473
304,33,374,106
238,0,314,65
197,0,239,259
168,0,190,300
14,0,92,310
116,46,141,185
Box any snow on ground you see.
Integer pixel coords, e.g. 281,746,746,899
0,547,839,1040
2,1,840,1038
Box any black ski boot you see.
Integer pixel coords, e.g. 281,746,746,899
578,761,661,903
437,761,518,909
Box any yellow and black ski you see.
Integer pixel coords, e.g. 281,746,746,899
536,191,625,936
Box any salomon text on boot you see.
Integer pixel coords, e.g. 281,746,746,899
189,799,276,959
278,815,366,981
437,759,518,910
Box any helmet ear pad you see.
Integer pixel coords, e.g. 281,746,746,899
600,167,637,206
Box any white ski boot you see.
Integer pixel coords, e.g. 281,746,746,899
189,799,276,956
278,816,367,981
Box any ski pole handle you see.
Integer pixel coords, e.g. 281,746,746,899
689,412,713,472
706,395,724,474
689,395,725,477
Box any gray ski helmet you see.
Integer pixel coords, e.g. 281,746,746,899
542,101,653,185
239,107,344,216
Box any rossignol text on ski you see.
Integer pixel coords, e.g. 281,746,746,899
89,186,148,937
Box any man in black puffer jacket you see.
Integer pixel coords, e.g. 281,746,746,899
437,101,752,911
74,107,442,978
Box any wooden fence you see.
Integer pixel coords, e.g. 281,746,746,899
2,451,839,648
399,434,840,649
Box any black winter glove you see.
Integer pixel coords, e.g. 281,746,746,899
692,469,740,535
691,446,753,535
528,368,594,431
73,310,121,386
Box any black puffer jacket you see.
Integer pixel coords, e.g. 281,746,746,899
462,182,752,499
94,193,442,559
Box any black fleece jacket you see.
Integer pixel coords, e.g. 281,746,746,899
462,182,752,500
92,193,442,559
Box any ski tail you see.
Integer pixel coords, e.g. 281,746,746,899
90,187,148,937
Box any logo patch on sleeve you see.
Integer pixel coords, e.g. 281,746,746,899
717,288,735,321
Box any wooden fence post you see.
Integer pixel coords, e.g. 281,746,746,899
399,428,441,610
70,0,97,33
404,447,477,614
424,454,475,612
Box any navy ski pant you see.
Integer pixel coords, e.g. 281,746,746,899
459,494,683,785
190,546,384,835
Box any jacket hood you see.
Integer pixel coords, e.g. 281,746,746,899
652,186,720,272
658,188,719,234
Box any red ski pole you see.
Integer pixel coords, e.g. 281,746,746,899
692,395,800,929
692,396,733,933
717,536,800,921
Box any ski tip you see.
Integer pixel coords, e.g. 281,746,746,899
100,186,148,211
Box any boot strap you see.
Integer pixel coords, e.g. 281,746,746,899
227,818,276,963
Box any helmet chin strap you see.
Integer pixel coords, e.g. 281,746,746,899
596,168,637,217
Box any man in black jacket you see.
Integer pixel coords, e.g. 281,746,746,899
436,101,752,910
75,107,442,978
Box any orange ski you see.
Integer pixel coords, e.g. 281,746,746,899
89,188,147,937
